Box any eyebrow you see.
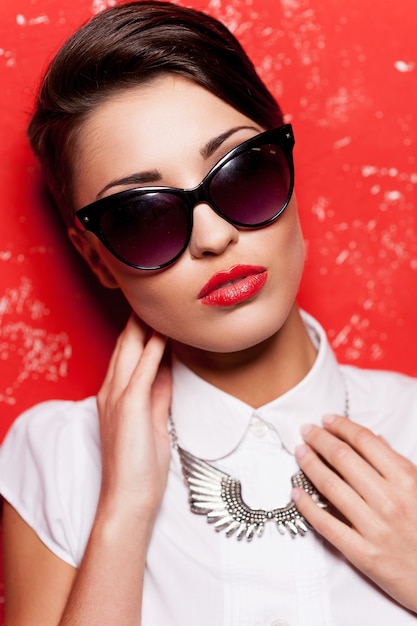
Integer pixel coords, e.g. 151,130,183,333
199,125,259,159
96,125,259,199
96,170,162,199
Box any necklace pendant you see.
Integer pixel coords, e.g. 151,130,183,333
177,446,327,541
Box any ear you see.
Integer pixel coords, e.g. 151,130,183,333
67,226,120,289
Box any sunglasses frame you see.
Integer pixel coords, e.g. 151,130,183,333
75,123,295,270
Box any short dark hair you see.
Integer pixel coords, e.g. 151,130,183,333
28,0,284,224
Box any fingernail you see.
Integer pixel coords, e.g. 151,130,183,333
291,488,301,502
295,444,308,459
300,423,313,438
322,414,336,425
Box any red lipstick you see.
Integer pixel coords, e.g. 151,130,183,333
198,265,267,306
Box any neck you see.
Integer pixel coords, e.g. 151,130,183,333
171,306,317,408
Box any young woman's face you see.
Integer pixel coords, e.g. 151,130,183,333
71,75,305,354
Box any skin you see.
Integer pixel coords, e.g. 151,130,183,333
3,74,417,624
293,415,417,613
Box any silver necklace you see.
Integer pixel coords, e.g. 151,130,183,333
171,385,349,542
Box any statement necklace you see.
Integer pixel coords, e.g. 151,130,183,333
170,388,349,542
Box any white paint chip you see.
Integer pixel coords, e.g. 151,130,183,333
334,136,352,149
384,190,402,202
16,13,50,26
0,277,72,405
394,60,415,73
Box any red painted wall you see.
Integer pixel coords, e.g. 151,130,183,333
0,0,416,620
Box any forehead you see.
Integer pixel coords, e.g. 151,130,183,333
80,74,253,145
72,75,258,205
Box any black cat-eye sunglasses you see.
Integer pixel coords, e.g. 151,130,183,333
75,124,295,270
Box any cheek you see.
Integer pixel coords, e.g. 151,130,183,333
266,200,305,282
287,216,305,283
113,270,191,334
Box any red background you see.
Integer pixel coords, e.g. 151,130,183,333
0,0,416,619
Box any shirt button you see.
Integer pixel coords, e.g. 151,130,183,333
269,620,289,626
249,415,268,438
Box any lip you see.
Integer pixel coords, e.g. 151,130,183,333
198,264,268,306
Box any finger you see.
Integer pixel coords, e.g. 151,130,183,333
151,359,172,433
100,327,125,389
321,414,411,481
300,423,389,503
102,315,150,394
292,485,367,561
128,331,168,395
99,333,169,468
295,443,373,531
124,333,171,467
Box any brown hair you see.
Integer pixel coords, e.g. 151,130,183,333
28,0,284,224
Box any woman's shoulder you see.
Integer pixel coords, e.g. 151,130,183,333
341,364,417,455
8,396,97,434
342,364,417,400
0,396,101,472
3,395,99,440
0,395,101,489
0,397,101,567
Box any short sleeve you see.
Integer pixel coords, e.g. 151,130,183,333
0,397,101,567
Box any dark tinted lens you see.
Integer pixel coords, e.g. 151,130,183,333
209,144,291,226
100,192,190,268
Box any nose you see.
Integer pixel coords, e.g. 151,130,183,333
188,202,239,259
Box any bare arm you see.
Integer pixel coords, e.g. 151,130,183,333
3,316,172,625
56,499,155,625
3,502,76,626
3,493,154,626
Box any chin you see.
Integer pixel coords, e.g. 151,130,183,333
172,313,290,355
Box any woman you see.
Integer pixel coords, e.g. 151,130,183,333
1,2,417,624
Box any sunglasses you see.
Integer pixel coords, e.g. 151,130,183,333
75,123,295,270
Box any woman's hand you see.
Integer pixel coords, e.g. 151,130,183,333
293,414,417,613
97,314,172,521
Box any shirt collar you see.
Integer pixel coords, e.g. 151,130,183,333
171,311,347,460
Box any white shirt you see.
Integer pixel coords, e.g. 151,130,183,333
1,311,417,625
